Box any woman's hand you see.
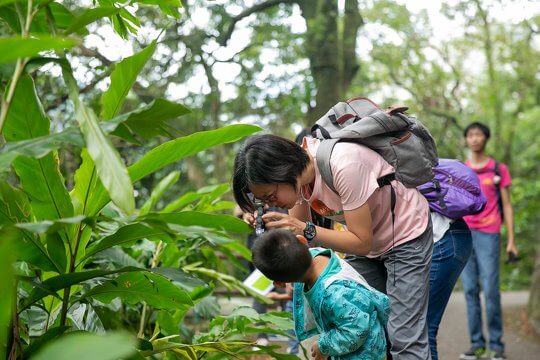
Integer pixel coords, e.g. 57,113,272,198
262,211,306,235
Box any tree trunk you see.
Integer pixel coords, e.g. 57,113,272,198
298,0,362,121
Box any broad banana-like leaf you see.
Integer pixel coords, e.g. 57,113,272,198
21,266,143,310
0,1,20,7
0,128,83,172
23,326,70,359
15,215,86,234
142,212,251,233
31,331,136,360
111,98,191,141
139,171,181,214
64,6,120,35
0,35,79,64
71,87,135,215
79,272,193,310
0,181,59,271
83,223,172,261
85,124,261,216
4,75,74,221
30,3,74,33
101,42,156,120
0,227,15,358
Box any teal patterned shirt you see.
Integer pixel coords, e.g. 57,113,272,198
293,248,390,360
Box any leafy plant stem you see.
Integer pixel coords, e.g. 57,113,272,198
0,0,34,136
138,240,164,337
8,279,22,360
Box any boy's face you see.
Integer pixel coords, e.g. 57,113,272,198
465,127,488,152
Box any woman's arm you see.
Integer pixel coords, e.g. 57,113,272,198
262,202,373,256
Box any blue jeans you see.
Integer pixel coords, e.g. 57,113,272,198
428,219,472,360
461,230,504,352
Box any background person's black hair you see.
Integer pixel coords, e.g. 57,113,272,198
463,122,491,139
232,135,310,212
251,229,312,283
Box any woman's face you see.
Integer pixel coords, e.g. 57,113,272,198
249,182,299,209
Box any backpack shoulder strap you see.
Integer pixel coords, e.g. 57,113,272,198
315,139,340,194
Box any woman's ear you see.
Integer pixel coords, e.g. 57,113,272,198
296,234,308,245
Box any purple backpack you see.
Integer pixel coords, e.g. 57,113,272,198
417,158,486,219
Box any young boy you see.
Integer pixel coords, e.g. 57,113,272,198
251,229,390,360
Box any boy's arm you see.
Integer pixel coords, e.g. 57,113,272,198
317,286,373,357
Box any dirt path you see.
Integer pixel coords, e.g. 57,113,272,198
437,291,540,359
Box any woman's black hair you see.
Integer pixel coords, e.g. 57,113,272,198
251,229,312,283
463,122,491,139
232,134,310,212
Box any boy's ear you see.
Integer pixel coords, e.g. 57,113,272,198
296,234,308,245
273,281,286,288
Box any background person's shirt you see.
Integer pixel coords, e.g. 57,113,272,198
464,157,512,233
302,138,429,257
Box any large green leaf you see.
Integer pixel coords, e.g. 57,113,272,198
30,2,75,33
80,272,193,310
83,223,172,260
85,124,261,216
163,183,230,212
129,124,261,183
111,98,191,141
139,171,181,214
64,6,120,35
21,267,143,310
4,75,74,221
101,42,156,120
0,228,15,359
0,35,79,64
72,148,98,214
15,215,85,234
72,92,134,215
31,331,136,360
0,128,83,172
0,181,60,272
0,0,20,7
143,212,251,233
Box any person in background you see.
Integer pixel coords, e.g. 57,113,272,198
427,212,472,360
252,229,390,360
460,122,518,360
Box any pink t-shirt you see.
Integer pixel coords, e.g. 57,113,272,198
303,138,429,257
463,158,511,233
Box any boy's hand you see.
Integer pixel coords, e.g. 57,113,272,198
242,212,255,226
311,342,326,360
266,291,282,300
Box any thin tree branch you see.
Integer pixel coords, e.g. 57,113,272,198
218,0,298,46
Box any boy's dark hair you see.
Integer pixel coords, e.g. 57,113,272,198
464,122,491,139
251,229,312,283
232,134,310,212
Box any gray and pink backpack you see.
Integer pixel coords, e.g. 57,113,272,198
312,97,486,219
